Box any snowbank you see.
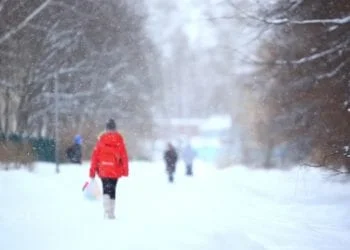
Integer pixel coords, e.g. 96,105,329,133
0,162,350,250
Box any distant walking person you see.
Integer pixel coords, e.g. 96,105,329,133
66,134,83,164
164,143,178,183
182,143,196,176
89,119,129,219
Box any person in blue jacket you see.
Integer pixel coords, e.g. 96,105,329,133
66,134,82,164
182,142,196,176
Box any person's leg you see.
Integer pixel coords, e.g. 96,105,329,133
187,163,193,176
166,165,171,182
102,178,118,219
101,178,109,218
168,166,174,183
109,179,118,219
101,178,116,218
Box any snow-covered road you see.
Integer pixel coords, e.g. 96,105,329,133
1,161,350,250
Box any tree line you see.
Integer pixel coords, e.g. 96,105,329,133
237,0,350,170
0,0,160,158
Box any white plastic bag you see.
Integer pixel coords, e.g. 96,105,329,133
82,179,102,201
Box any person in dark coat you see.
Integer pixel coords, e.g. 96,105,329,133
66,134,82,164
164,143,178,183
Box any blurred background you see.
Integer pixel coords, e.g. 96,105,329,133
1,2,350,250
0,0,349,172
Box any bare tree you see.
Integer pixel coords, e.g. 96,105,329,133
0,0,161,159
247,0,350,169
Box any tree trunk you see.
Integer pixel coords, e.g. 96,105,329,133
263,138,274,168
4,87,10,136
16,95,29,134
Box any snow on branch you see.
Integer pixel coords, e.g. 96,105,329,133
216,1,350,26
0,1,6,13
0,79,13,89
266,16,350,25
0,49,17,58
316,59,350,81
27,24,50,32
0,0,51,45
50,1,95,20
41,91,94,100
37,59,91,82
290,0,304,11
57,62,89,75
212,14,350,26
276,41,349,65
108,62,128,78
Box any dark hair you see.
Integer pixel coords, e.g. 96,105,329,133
106,119,116,130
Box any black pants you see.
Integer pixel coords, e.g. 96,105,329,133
166,164,176,183
186,164,193,176
168,172,174,183
101,178,118,200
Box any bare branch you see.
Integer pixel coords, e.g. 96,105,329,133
0,79,13,89
316,59,350,81
210,14,350,26
266,16,350,25
0,49,17,58
275,40,349,65
0,0,7,12
0,0,52,45
290,0,304,11
50,1,96,20
214,1,350,26
41,91,94,99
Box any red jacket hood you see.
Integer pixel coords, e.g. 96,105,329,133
98,132,123,147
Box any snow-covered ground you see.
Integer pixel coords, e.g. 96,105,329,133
1,161,350,250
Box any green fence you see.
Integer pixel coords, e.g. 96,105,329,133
0,133,55,162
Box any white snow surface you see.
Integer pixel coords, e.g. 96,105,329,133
1,161,350,250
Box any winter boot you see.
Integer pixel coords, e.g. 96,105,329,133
108,199,116,219
168,174,174,183
103,195,116,219
186,167,193,176
103,195,110,219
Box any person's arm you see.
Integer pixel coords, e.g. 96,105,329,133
119,135,129,177
164,151,167,162
89,143,100,178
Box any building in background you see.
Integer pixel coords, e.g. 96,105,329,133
153,114,233,163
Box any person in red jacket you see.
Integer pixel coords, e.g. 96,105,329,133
89,118,129,219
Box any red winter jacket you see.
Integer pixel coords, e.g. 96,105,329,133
89,131,129,179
